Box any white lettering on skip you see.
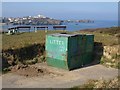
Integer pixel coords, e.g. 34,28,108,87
49,40,64,45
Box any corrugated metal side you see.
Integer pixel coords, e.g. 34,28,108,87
85,35,94,52
82,52,93,65
82,35,94,65
79,34,86,54
67,35,82,70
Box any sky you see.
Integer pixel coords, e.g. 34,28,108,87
1,0,119,2
2,2,118,20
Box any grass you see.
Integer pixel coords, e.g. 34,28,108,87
2,30,67,50
1,27,120,87
2,30,69,71
94,33,118,46
76,27,120,69
2,27,120,50
76,31,119,46
78,27,120,46
79,27,120,35
1,27,120,71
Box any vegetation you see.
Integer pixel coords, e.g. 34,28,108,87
79,27,120,35
1,27,120,89
77,27,120,46
2,30,68,50
72,76,119,89
2,27,120,50
1,27,120,72
2,30,67,72
77,27,120,69
100,54,120,69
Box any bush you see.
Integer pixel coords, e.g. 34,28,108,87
2,43,45,71
72,76,119,89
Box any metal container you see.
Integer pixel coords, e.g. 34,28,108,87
46,33,94,70
81,34,94,65
85,34,94,52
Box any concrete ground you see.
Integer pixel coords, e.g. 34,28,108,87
2,63,118,88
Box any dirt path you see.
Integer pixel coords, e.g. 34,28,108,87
2,63,118,88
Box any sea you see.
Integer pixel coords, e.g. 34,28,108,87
0,20,118,32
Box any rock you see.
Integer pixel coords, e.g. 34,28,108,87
8,66,13,70
106,63,112,66
16,65,20,70
112,59,115,62
103,52,112,59
7,61,14,66
94,77,106,88
103,45,119,59
37,69,43,73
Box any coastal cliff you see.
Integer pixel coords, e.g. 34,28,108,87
2,15,61,25
2,15,94,25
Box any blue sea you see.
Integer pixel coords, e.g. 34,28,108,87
0,20,118,32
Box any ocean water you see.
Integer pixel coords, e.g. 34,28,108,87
0,20,118,32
